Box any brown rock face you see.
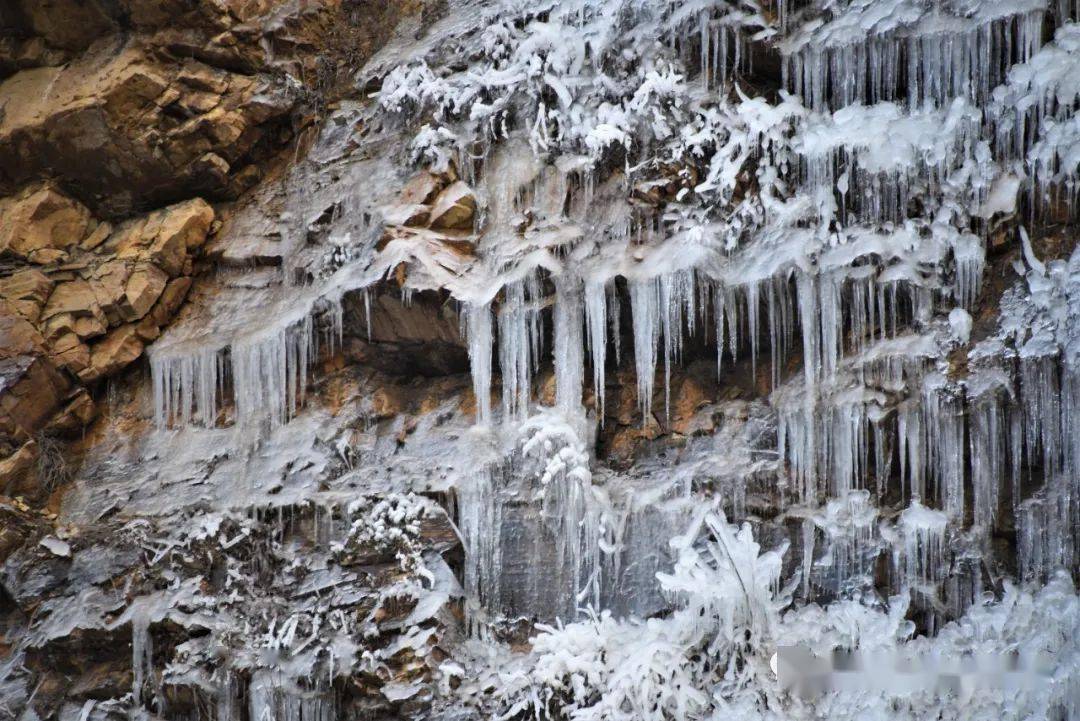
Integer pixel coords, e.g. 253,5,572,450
0,304,68,443
428,181,477,231
109,198,214,276
149,277,193,327
41,280,107,337
0,269,53,323
0,0,405,218
0,0,405,497
0,184,91,261
79,324,144,383
0,440,39,493
0,184,215,478
0,42,292,218
123,264,168,321
45,388,96,436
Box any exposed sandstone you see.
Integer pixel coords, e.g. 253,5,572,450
0,440,38,493
0,184,91,261
0,43,295,217
0,269,53,323
123,264,168,320
44,389,97,436
0,305,67,442
0,186,214,472
78,324,144,383
428,181,477,231
149,276,193,326
47,332,90,375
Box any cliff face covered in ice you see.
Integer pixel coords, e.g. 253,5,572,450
2,0,1080,719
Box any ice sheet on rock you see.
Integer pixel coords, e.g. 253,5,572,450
457,410,601,626
454,402,779,628
487,515,1080,721
1019,485,1077,581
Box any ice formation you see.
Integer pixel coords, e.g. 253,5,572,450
25,0,1080,719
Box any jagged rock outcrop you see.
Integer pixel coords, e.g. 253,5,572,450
0,186,214,490
0,42,293,217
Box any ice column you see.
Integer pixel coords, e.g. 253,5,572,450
457,466,502,634
554,278,586,413
899,501,948,588
498,282,532,421
630,278,660,421
463,301,494,424
584,280,608,418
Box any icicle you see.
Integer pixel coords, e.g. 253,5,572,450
766,273,794,389
786,8,1047,111
1020,354,1064,479
630,278,660,423
775,387,822,503
607,281,622,369
746,280,760,384
217,674,237,721
953,233,986,309
872,419,890,500
898,400,925,503
659,271,693,419
498,282,531,421
463,301,494,425
725,284,739,363
363,287,372,342
554,277,585,413
457,466,502,636
819,273,842,380
801,518,815,599
1009,404,1025,521
232,315,315,430
1018,485,1074,582
713,279,726,376
923,376,965,521
968,385,1006,534
131,612,152,708
584,281,608,418
151,346,221,428
899,500,948,588
796,271,820,385
526,272,545,371
150,297,344,431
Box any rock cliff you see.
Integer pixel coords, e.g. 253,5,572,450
1,1,1079,720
